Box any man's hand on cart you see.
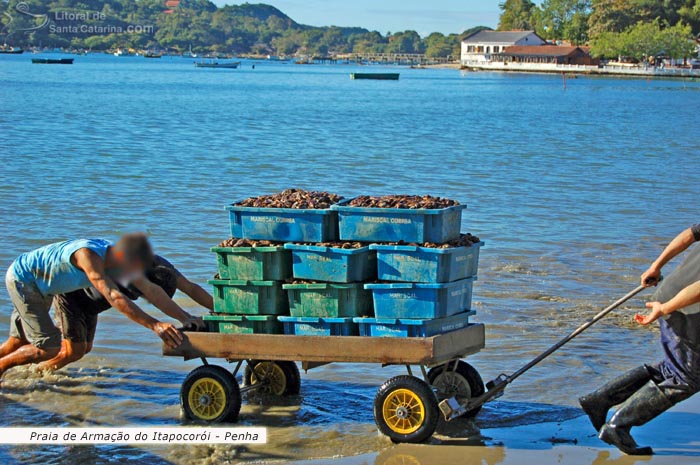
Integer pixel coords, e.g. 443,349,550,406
153,321,184,348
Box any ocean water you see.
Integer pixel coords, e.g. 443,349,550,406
1,53,700,464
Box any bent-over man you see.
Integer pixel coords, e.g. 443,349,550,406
39,255,213,371
1,235,184,380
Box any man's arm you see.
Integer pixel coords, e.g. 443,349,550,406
641,226,700,287
132,277,195,323
176,275,214,311
636,281,700,325
72,249,183,348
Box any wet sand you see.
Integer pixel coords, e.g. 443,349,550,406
287,395,700,465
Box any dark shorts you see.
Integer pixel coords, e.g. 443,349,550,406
52,266,179,344
53,291,100,344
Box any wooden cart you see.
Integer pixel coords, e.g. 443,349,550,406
163,324,485,443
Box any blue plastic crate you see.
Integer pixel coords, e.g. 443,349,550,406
331,199,466,243
354,311,475,338
226,203,338,242
284,244,376,283
365,278,475,319
370,242,483,283
278,316,359,336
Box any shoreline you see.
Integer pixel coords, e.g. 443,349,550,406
460,63,700,80
288,395,700,465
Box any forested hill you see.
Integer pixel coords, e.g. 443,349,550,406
0,0,489,56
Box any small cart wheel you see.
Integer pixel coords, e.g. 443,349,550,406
374,375,439,444
427,360,485,418
244,361,301,396
180,365,241,423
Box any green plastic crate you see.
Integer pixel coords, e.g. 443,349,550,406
203,314,282,334
209,279,288,315
211,246,292,280
282,283,372,318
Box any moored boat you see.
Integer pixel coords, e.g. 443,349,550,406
350,72,400,80
32,58,74,64
182,44,198,58
194,61,241,69
0,47,24,54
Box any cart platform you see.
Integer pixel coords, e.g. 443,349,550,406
165,323,485,444
163,323,484,366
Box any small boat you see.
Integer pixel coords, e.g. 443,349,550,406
32,58,74,64
144,52,162,58
194,61,241,69
350,72,400,80
182,44,198,58
0,47,24,54
113,48,132,57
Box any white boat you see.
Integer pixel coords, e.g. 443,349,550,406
194,61,241,69
182,44,198,58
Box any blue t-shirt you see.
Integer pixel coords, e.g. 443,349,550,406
11,239,112,296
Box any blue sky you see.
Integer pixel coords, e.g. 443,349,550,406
212,1,503,36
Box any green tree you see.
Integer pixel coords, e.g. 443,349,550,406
424,32,454,57
589,30,623,57
678,0,700,33
498,0,537,30
537,0,591,43
623,19,664,60
590,19,695,61
588,0,645,37
657,21,696,58
386,30,423,54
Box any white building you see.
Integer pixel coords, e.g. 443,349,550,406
461,30,545,65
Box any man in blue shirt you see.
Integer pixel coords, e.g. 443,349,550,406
580,224,700,455
38,255,212,371
1,234,184,379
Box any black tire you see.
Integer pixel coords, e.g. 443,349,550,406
427,360,485,418
180,365,241,423
244,360,301,396
374,375,439,444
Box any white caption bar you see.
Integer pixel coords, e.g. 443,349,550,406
0,427,267,444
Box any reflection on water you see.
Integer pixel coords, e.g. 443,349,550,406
1,56,700,463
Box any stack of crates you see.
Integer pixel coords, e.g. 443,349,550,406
279,243,376,336
202,192,482,338
205,244,291,334
330,200,483,337
204,199,341,334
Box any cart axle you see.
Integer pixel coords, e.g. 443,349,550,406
439,374,509,421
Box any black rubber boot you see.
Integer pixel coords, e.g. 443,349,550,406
579,366,652,432
598,381,673,455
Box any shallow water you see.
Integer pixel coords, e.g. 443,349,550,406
1,54,700,464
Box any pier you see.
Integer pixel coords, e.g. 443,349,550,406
309,53,456,66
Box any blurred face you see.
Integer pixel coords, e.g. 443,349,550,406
105,248,147,281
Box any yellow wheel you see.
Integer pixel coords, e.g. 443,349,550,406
181,365,241,423
244,361,301,396
382,388,426,434
188,378,226,420
374,375,439,443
